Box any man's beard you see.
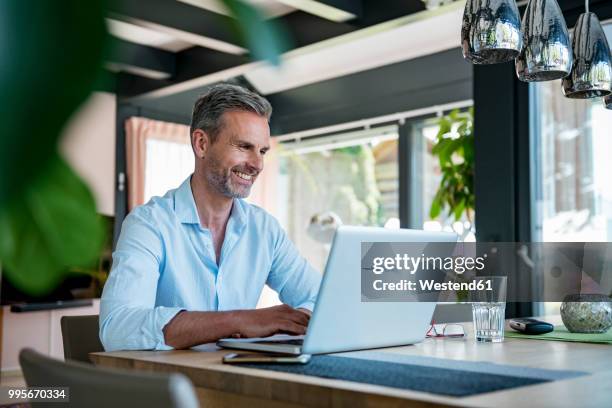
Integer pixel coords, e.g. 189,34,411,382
205,156,256,199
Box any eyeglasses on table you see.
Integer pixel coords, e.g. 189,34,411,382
426,320,465,338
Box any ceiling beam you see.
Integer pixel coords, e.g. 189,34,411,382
116,46,249,98
114,10,360,99
281,11,358,47
274,0,363,22
106,0,246,55
106,38,176,80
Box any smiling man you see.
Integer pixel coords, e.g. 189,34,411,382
100,84,321,351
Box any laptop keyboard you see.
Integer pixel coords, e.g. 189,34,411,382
253,339,304,346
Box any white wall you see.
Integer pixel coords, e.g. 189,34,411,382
60,92,116,216
1,300,100,372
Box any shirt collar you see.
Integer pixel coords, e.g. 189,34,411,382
175,176,199,224
231,197,247,231
174,175,248,231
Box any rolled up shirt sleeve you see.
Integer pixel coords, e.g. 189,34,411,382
99,209,183,351
266,220,322,312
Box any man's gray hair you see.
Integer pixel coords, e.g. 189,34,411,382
190,83,272,142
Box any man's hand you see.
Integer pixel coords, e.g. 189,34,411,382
235,304,310,338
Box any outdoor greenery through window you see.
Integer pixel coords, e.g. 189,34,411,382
277,129,399,271
277,108,476,270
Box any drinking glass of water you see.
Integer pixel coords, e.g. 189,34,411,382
471,276,507,343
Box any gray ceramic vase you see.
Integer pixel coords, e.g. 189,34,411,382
562,12,612,99
516,0,572,82
560,294,612,333
461,0,522,64
605,94,612,109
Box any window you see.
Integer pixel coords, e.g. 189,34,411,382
278,127,399,271
277,107,476,270
409,114,475,242
532,82,612,242
531,23,612,315
144,139,194,202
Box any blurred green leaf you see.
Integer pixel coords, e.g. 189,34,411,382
453,198,466,221
0,1,107,296
438,138,459,166
436,117,451,139
0,154,106,295
431,138,445,155
0,0,107,208
429,190,442,219
463,135,475,163
222,0,292,66
457,120,468,136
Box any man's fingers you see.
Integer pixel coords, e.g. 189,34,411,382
291,311,310,326
279,320,307,335
279,307,310,325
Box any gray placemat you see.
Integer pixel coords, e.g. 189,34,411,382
237,354,586,397
336,350,586,380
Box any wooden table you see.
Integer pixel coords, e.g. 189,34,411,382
91,316,612,408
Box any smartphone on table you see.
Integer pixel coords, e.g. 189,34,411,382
222,353,311,364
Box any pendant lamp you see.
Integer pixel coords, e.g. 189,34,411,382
516,0,572,82
461,0,522,64
562,1,612,98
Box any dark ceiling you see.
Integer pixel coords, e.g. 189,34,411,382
108,0,427,98
104,0,612,131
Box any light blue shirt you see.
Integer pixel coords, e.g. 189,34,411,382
100,176,321,351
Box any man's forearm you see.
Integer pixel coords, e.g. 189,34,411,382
163,310,241,349
162,304,311,349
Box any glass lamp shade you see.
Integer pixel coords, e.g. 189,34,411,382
461,0,522,64
516,0,572,82
605,94,612,109
562,12,612,99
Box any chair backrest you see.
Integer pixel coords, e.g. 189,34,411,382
19,348,199,408
60,315,103,363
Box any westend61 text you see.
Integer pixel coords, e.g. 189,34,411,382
372,279,493,291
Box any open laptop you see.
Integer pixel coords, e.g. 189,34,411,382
217,226,457,355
